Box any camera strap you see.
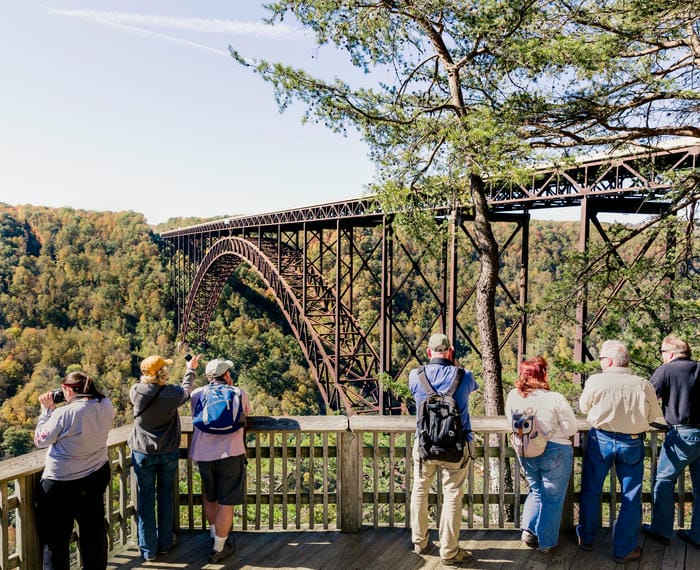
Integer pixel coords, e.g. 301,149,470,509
134,384,166,418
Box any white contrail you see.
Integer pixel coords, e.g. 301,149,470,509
40,6,307,57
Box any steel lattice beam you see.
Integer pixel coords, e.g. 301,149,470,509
161,143,699,413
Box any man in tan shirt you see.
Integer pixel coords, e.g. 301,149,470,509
576,340,664,564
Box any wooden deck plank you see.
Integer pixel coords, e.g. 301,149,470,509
106,528,694,569
337,527,409,569
262,530,343,569
221,529,314,569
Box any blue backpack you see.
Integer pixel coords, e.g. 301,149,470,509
192,383,245,434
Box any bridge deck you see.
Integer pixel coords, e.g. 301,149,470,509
106,527,698,569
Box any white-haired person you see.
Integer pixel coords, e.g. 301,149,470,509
577,340,665,564
128,354,200,561
643,335,700,547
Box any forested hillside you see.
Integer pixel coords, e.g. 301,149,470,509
0,204,318,457
0,203,697,457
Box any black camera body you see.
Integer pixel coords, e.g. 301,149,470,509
51,389,65,404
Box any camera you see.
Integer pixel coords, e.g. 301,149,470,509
51,389,65,404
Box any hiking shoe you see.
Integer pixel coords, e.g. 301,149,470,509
677,530,700,546
414,542,431,555
613,546,641,564
521,530,538,549
441,548,473,567
642,524,671,545
208,537,235,563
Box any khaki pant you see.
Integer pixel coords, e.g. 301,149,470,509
410,440,469,559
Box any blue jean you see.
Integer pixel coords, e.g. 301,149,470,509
577,428,644,558
520,442,573,549
132,451,179,559
648,426,700,541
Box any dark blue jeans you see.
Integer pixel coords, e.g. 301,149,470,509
132,451,179,559
648,426,700,541
576,428,644,558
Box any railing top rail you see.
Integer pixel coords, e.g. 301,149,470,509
1,414,666,483
0,424,133,481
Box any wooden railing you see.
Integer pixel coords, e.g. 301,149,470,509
0,416,691,569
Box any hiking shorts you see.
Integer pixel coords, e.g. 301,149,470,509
198,454,246,505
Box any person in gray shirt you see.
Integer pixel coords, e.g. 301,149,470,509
35,371,114,570
128,353,199,561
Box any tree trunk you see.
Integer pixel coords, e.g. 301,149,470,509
470,173,505,416
471,173,512,522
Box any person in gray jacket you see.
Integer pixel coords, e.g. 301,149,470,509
128,353,199,561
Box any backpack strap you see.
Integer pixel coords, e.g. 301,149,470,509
417,366,464,397
445,367,465,398
416,366,437,396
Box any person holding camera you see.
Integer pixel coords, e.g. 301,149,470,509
128,354,200,561
34,371,115,570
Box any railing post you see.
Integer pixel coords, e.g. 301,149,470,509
561,465,575,531
20,473,41,570
339,428,361,532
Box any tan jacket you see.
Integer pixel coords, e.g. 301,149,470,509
579,366,664,433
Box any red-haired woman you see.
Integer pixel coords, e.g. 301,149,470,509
505,356,577,554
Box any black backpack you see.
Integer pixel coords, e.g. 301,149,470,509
415,366,466,463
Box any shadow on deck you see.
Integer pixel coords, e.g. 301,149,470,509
107,527,699,570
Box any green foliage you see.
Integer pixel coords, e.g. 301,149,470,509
379,371,411,402
0,426,33,458
0,205,325,441
0,206,173,431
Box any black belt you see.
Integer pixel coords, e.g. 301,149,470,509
593,428,645,437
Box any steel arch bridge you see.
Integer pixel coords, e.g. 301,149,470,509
161,141,699,415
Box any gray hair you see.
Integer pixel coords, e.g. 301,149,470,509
662,335,691,359
599,340,630,367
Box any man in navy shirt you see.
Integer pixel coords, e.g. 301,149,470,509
409,333,478,566
643,335,700,546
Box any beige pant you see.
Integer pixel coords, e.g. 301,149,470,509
410,440,469,559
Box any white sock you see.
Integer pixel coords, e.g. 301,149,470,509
210,527,216,540
213,535,226,552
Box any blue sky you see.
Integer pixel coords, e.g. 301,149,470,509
0,2,375,224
